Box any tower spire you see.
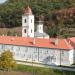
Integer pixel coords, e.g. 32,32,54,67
22,6,34,37
24,6,32,15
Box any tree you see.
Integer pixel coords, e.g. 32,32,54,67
0,50,16,71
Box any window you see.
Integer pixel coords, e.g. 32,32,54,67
24,29,26,33
2,45,5,49
25,48,28,52
18,47,20,51
11,46,13,50
24,54,25,56
52,56,56,62
50,56,56,62
34,49,38,53
31,19,32,23
21,54,25,58
25,19,26,23
44,50,48,54
61,50,64,56
31,29,32,33
27,54,31,59
34,55,37,58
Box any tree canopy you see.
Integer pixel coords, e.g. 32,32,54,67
0,0,75,37
0,50,16,71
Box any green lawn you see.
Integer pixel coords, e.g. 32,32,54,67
14,64,75,75
0,71,31,75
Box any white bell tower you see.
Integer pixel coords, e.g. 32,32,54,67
22,6,34,37
37,23,43,33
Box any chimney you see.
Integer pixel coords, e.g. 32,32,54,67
2,34,4,36
33,38,35,44
6,34,7,36
52,38,59,45
16,34,17,37
68,40,71,44
11,37,15,41
55,38,59,45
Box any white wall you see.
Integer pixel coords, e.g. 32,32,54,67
69,49,74,64
37,24,43,33
0,44,72,66
22,15,34,37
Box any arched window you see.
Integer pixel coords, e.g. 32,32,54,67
25,19,26,23
31,29,32,33
24,29,26,33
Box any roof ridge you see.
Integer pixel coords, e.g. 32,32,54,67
64,39,73,49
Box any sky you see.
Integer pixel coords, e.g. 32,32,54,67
0,0,7,4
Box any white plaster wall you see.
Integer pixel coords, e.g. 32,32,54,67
38,48,57,65
69,49,74,64
37,24,43,33
28,15,34,37
22,15,34,37
0,44,72,66
50,49,71,66
61,50,70,66
54,50,60,65
73,49,75,63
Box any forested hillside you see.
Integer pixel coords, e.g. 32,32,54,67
0,0,75,37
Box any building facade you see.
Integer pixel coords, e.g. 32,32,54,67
22,6,34,37
22,6,49,38
0,36,74,66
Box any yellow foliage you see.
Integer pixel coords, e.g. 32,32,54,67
0,50,16,71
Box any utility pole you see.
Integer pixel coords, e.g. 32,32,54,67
0,16,2,27
60,50,61,66
32,54,34,75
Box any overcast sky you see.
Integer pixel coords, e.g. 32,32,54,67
0,0,7,4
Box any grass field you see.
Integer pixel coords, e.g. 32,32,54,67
13,64,75,75
0,71,31,75
0,61,75,75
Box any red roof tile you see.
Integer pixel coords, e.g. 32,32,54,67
0,36,73,50
24,6,32,15
68,37,75,48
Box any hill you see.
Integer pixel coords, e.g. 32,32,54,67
0,0,75,37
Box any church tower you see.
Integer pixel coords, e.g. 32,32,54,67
37,22,43,33
22,6,34,37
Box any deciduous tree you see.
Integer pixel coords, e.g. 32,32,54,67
0,50,16,71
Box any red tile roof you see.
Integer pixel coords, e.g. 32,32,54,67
24,6,32,15
0,36,73,50
68,37,75,42
67,37,75,48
